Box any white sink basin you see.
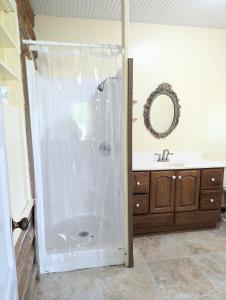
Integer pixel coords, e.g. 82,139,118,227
152,161,185,168
133,152,226,171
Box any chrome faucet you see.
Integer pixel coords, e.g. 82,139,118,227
154,149,173,162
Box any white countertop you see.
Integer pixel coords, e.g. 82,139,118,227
133,151,226,171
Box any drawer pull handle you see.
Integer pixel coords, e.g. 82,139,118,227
136,203,140,207
172,176,176,180
211,178,215,182
210,198,214,203
136,181,141,186
178,176,182,179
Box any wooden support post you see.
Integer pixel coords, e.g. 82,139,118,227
121,0,133,267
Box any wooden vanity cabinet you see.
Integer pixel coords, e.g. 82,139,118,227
133,168,223,235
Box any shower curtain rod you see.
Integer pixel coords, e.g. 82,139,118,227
22,39,122,49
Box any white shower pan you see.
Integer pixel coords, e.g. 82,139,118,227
39,215,124,273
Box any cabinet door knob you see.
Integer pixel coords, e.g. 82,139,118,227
136,203,140,208
211,178,215,182
210,198,214,203
172,175,176,180
178,176,182,179
12,218,29,231
136,181,141,186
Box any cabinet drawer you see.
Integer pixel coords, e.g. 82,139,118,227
133,195,149,215
133,172,150,194
200,190,222,210
134,213,174,227
175,210,220,226
201,168,224,190
134,213,174,234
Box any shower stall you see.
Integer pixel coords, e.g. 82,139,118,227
26,42,126,273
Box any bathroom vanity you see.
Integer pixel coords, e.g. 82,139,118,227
133,154,225,234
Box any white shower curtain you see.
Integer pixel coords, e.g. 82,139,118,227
27,44,125,273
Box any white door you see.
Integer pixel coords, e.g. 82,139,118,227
0,104,18,300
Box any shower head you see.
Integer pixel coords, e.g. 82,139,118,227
97,77,117,92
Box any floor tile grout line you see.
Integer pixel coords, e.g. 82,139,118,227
145,262,171,299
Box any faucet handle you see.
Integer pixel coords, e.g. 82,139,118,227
154,153,161,162
165,151,173,161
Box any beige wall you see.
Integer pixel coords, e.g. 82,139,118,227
35,16,226,159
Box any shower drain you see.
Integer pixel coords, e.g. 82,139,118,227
78,231,89,238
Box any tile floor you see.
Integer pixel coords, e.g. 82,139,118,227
34,219,226,300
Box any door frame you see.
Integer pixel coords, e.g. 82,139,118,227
127,57,134,267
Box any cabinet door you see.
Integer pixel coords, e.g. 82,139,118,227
150,171,176,213
175,170,200,212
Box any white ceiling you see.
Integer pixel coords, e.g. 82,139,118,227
29,0,226,29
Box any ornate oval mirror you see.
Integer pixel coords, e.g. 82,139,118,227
144,83,181,138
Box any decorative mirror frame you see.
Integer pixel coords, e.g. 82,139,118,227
143,83,181,139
